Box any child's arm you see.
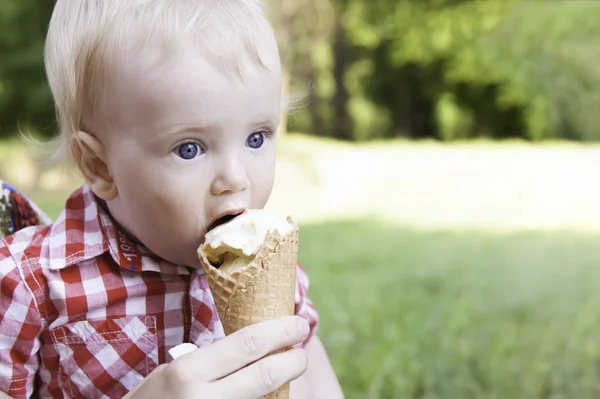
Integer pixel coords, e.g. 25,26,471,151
291,336,344,399
0,241,44,399
304,336,344,398
292,264,344,398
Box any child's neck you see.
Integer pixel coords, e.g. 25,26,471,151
95,195,146,249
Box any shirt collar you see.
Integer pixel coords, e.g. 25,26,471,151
48,184,192,275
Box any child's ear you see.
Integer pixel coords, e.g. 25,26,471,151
73,131,118,201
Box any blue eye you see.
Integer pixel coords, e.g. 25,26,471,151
246,131,265,149
176,142,200,160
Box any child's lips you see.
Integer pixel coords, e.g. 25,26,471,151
207,209,246,233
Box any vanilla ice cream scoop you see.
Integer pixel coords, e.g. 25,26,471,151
200,209,295,274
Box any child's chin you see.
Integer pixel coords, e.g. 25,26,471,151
158,248,201,268
178,254,202,269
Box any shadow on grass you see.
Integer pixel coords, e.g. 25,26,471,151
299,218,600,399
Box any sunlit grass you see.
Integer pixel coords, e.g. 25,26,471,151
3,134,600,231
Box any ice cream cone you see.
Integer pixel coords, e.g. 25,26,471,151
198,218,299,399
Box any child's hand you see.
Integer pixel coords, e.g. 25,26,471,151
124,316,310,399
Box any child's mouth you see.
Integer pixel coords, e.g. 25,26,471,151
206,212,242,233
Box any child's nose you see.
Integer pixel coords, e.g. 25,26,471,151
210,157,250,195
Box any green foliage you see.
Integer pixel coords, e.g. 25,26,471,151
435,92,474,140
482,1,600,141
321,0,600,141
2,0,600,141
0,1,55,138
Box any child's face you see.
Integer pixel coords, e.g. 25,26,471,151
97,41,282,267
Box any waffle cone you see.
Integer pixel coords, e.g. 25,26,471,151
198,219,299,399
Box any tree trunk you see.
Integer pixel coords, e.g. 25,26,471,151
392,83,412,138
306,64,324,136
332,15,351,141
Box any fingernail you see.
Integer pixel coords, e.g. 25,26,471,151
298,317,310,337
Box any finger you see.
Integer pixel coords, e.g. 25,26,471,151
216,347,308,399
123,364,169,399
172,316,310,381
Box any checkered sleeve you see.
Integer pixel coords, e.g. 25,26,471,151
0,240,44,398
295,263,319,347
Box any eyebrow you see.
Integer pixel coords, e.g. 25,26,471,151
253,119,279,129
151,124,212,143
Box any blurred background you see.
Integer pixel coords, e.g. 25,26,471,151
3,0,600,398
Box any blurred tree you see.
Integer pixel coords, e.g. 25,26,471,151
341,0,522,140
330,0,352,140
268,0,334,137
0,0,55,138
2,0,600,142
482,0,600,141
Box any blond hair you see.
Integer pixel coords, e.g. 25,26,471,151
44,0,281,163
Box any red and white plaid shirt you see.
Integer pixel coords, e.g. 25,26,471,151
0,185,319,398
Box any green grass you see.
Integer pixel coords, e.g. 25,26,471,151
29,192,70,219
4,137,600,398
300,219,600,399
